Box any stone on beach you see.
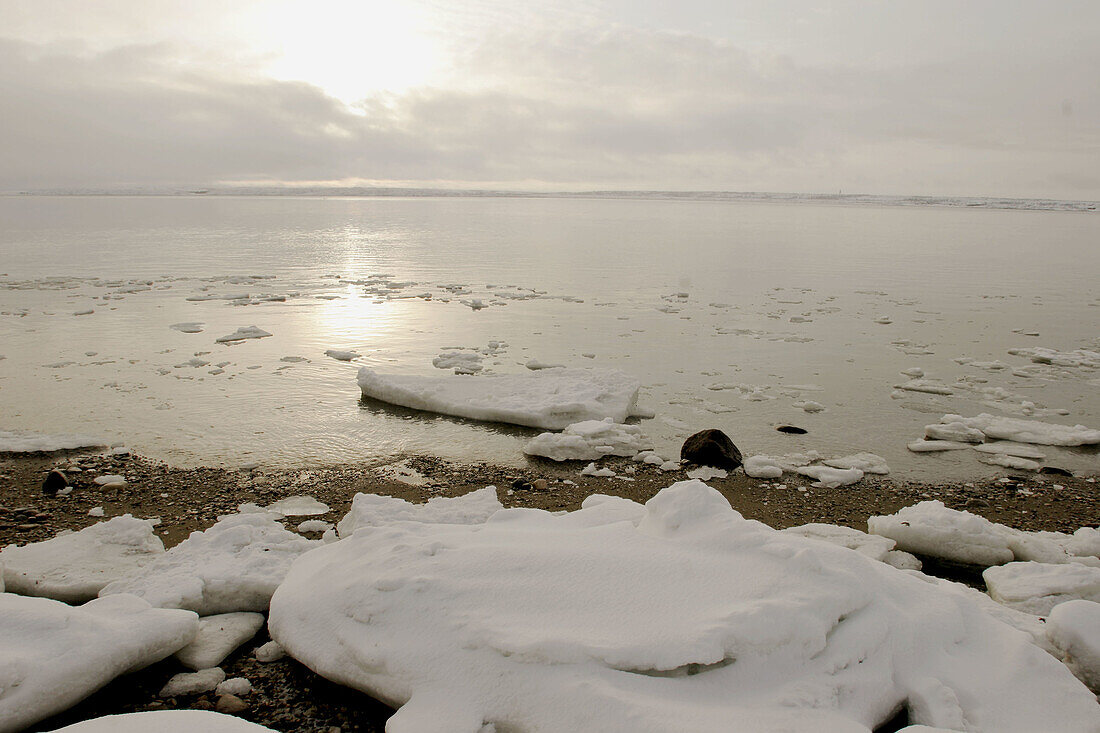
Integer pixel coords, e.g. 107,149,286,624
679,429,743,469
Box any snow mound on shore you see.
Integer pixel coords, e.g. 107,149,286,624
99,513,316,614
336,487,501,537
269,481,1098,733
43,710,279,732
524,418,652,461
0,430,107,453
0,594,198,733
869,501,1100,567
357,367,644,430
1,515,164,603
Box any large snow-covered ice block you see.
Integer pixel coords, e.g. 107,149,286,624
1,515,164,603
269,480,1099,733
524,418,652,461
983,562,1100,616
0,594,199,733
357,366,645,430
336,487,502,537
936,413,1100,446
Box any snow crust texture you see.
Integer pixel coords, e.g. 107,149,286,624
269,481,1099,733
0,594,199,733
336,486,501,537
98,513,316,614
0,516,164,603
356,367,644,430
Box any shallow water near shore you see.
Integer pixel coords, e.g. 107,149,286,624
1,194,1098,479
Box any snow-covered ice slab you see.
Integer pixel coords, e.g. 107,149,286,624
907,440,972,453
265,495,330,516
99,513,316,614
357,367,644,430
973,442,1047,459
868,501,1100,567
269,481,1099,733
524,418,652,461
0,594,198,733
43,710,278,732
1,516,164,603
0,430,107,453
337,487,501,537
822,453,890,475
937,413,1100,446
793,465,864,488
781,523,896,562
1047,600,1100,691
174,612,265,670
983,562,1100,616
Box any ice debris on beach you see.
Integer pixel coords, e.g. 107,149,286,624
524,418,652,461
336,486,501,537
265,495,330,517
43,710,278,732
173,612,265,670
935,413,1100,446
357,367,645,430
99,513,316,614
0,430,107,453
269,481,1099,733
0,516,164,603
983,562,1100,615
868,501,1100,568
215,326,271,343
822,452,890,475
0,594,199,733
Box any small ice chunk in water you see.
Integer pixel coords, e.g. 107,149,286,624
215,326,271,343
823,452,890,475
0,430,107,453
432,351,483,373
526,359,566,370
793,400,825,413
324,349,360,361
170,322,204,333
973,442,1046,459
907,439,972,452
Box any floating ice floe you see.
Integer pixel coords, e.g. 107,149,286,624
868,501,1100,568
906,440,972,452
336,487,501,537
0,516,164,603
983,562,1100,615
432,351,482,374
265,495,330,516
822,453,890,475
976,453,1040,471
924,422,985,443
174,612,265,670
524,418,651,462
1047,600,1100,691
43,711,279,732
894,379,954,396
0,430,107,453
973,442,1047,459
324,349,359,361
1007,347,1100,369
793,400,825,413
357,367,645,430
936,414,1100,446
526,359,565,370
215,326,272,343
99,513,316,614
269,480,1099,733
0,594,198,733
169,322,204,333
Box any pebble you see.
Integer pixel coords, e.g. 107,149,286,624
532,479,548,491
216,694,249,714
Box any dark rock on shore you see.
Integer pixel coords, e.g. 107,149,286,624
42,469,68,496
680,430,743,470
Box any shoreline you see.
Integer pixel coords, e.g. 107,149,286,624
2,449,1098,732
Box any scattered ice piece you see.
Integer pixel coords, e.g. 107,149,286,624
169,322,204,333
1,515,164,603
93,474,126,487
357,367,644,430
900,367,924,378
269,480,1099,733
280,356,307,362
977,453,1041,471
73,309,94,316
925,422,985,443
216,678,253,697
1047,600,1100,691
324,349,360,361
938,413,1100,446
0,430,107,453
973,442,1047,459
524,418,651,461
743,456,784,479
581,462,616,478
99,513,316,614
174,612,265,671
822,453,890,475
873,315,892,324
87,507,105,517
159,667,226,697
907,440,972,452
265,495,329,516
42,709,277,732
686,466,727,481
0,594,199,732
432,351,483,374
254,640,285,662
793,400,825,413
894,379,954,396
215,326,271,343
1007,347,1100,369
983,562,1100,615
337,487,501,537
793,465,864,488
296,519,332,533
375,459,430,486
581,352,596,359
781,523,896,561
658,460,681,472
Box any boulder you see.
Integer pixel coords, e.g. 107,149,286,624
42,470,68,496
680,430,742,470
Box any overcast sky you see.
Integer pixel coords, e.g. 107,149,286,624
1,0,1097,197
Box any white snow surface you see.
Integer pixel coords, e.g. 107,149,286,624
1047,600,1100,691
336,487,502,538
524,418,652,461
0,430,106,453
0,594,199,733
868,501,1100,567
43,710,277,732
781,523,897,562
174,612,265,670
357,366,644,430
269,480,1098,733
99,513,316,614
0,516,164,603
983,562,1100,616
265,495,330,516
938,413,1100,446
